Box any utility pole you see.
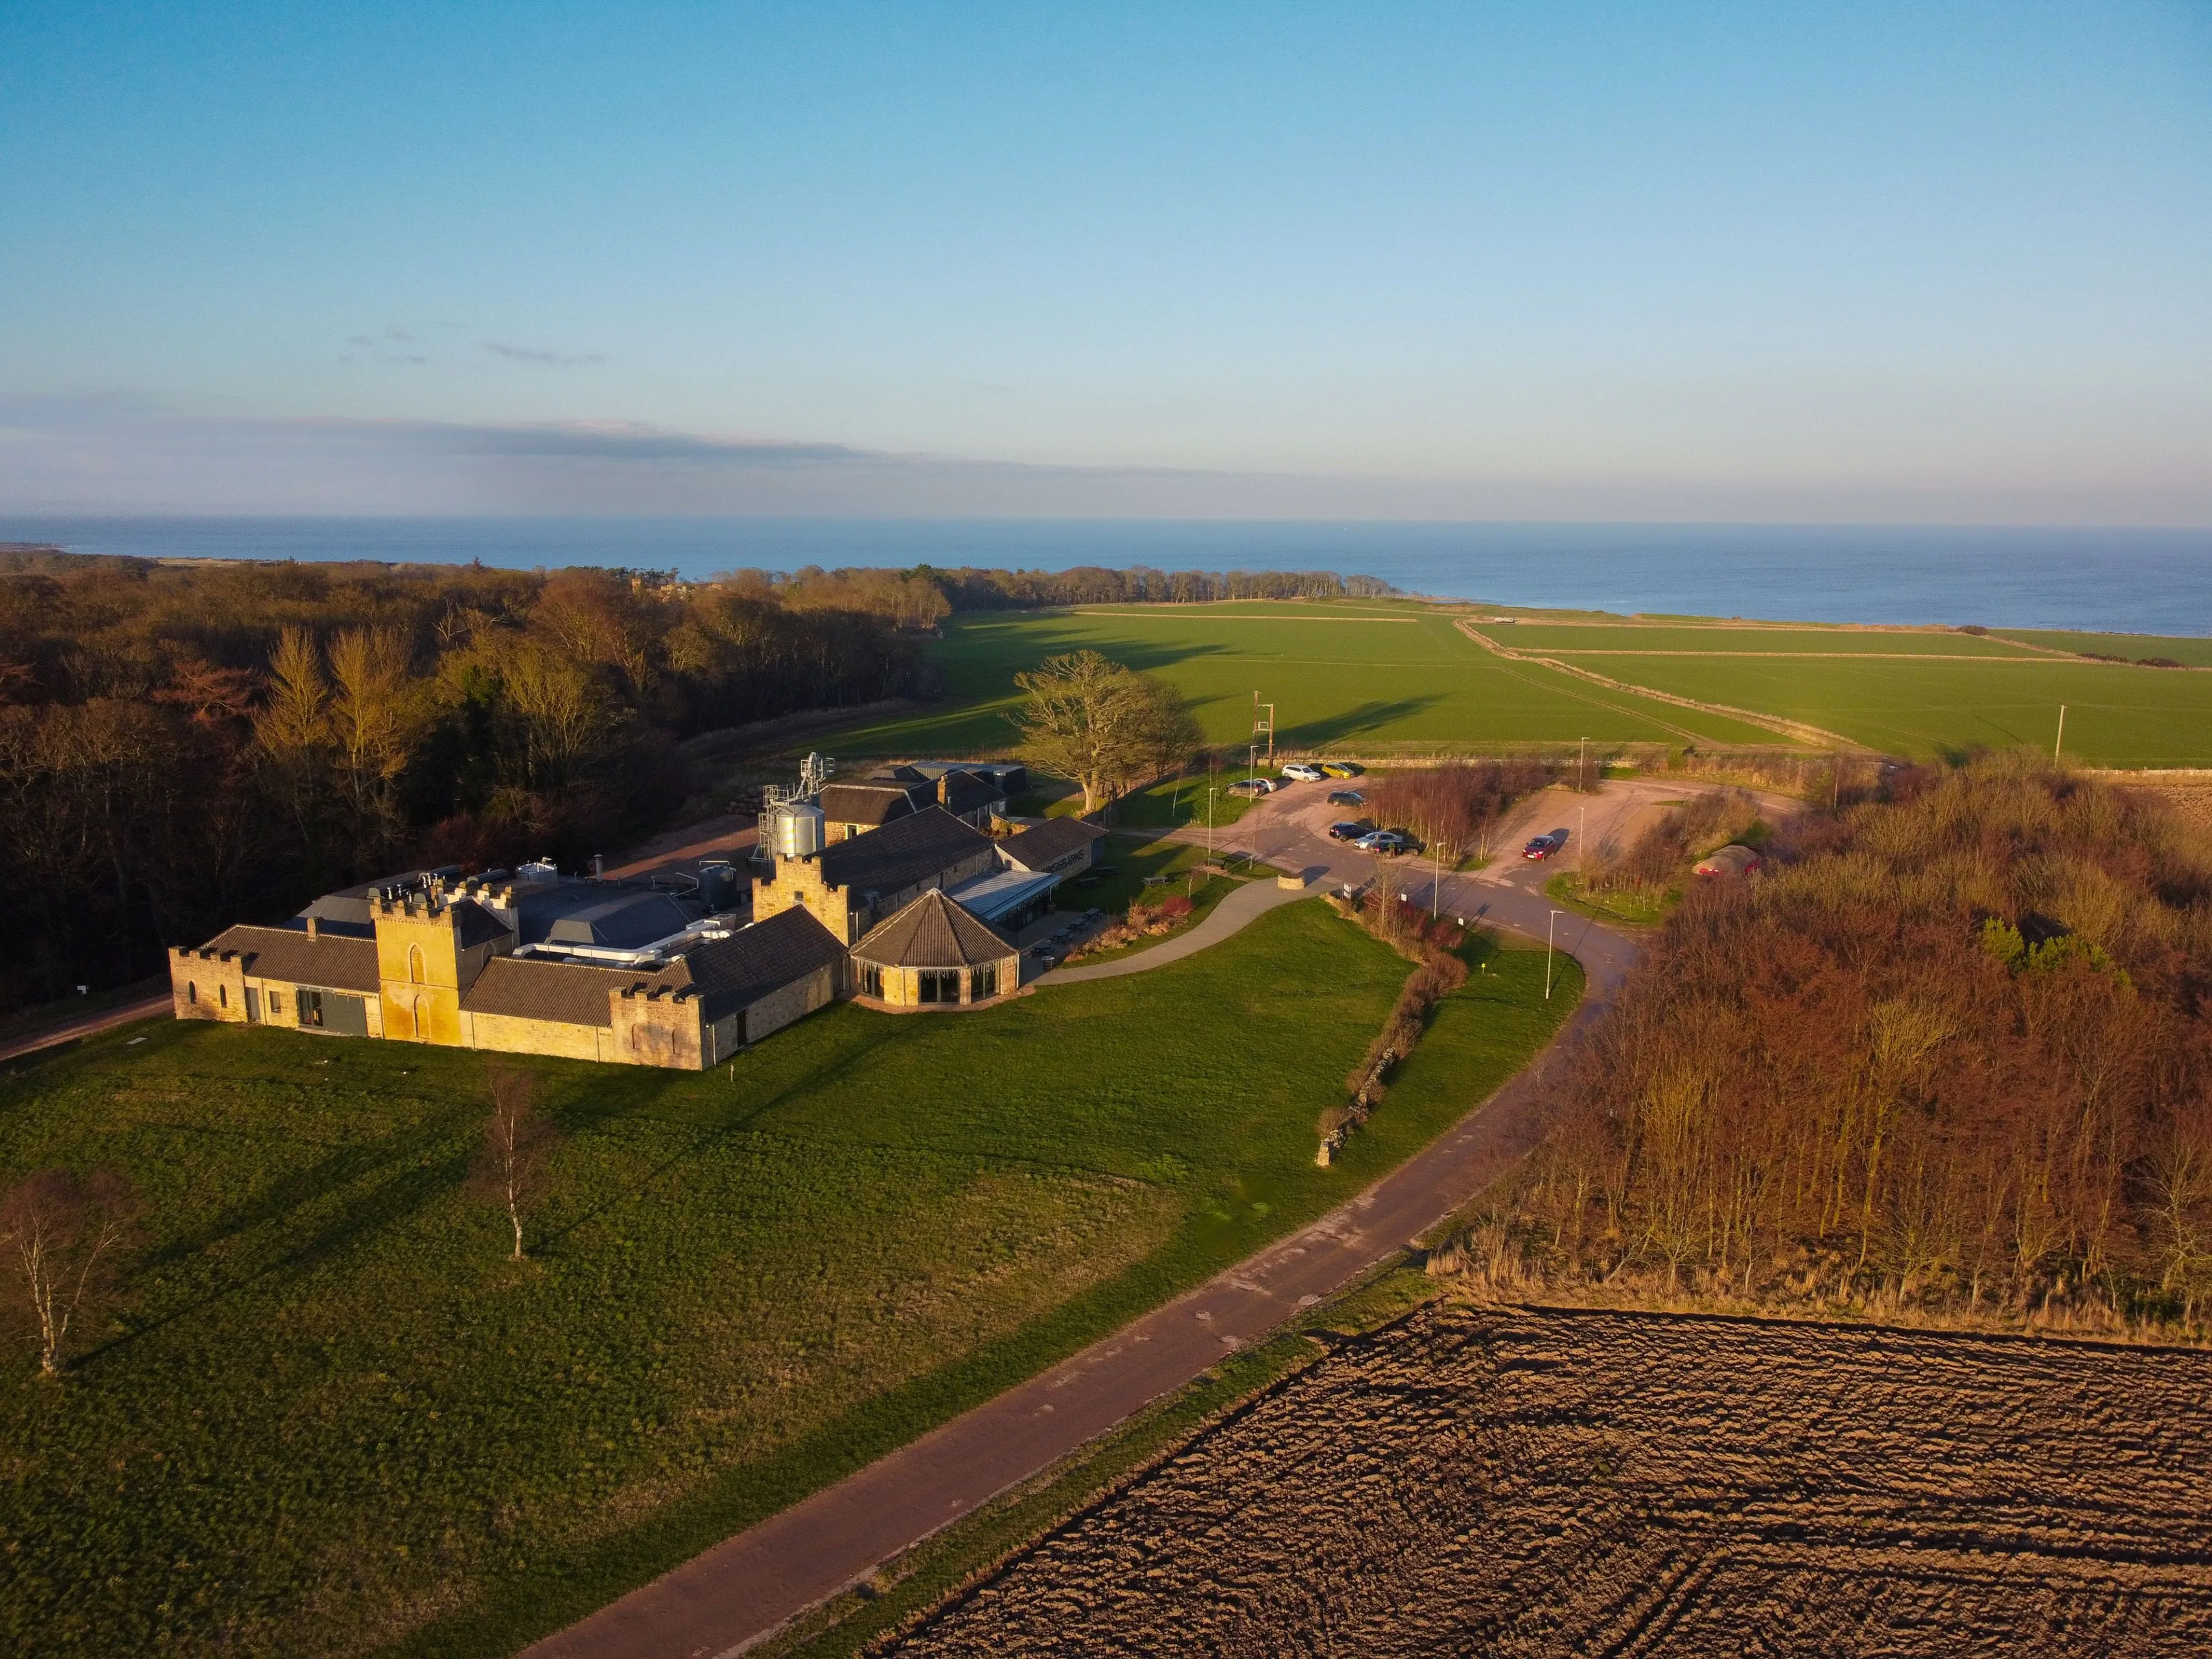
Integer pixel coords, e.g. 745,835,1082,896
1546,909,1562,999
2055,704,2067,763
1252,691,1275,766
1431,841,1441,920
1579,736,1589,791
1207,785,1216,859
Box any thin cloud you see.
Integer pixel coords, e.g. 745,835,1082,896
483,342,607,367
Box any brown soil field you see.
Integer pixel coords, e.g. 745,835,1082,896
891,1303,2212,1657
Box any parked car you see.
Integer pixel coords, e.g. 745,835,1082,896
1280,762,1327,782
1356,830,1412,855
1327,818,1377,841
1327,789,1366,807
1522,830,1569,860
1226,777,1277,797
1320,761,1366,778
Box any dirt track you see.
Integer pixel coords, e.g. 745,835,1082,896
895,1303,2212,1656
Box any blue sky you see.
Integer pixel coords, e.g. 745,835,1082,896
1,3,2207,519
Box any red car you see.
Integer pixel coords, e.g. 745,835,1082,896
1522,830,1568,860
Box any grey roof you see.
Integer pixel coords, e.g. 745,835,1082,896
190,925,380,993
513,881,704,946
868,764,931,784
852,889,1014,969
936,769,1007,818
998,816,1106,870
541,890,697,948
819,782,923,828
461,907,846,1028
462,956,635,1027
449,898,514,949
813,806,993,898
673,909,848,1019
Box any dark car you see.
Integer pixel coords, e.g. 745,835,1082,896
1327,789,1366,807
1522,830,1569,860
1327,818,1377,841
1356,830,1412,855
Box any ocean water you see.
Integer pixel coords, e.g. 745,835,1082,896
5,516,2209,636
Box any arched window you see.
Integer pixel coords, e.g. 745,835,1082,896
187,981,198,1004
411,995,427,1041
218,984,228,1008
408,944,426,984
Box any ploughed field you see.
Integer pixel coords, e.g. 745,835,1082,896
895,1303,2212,1657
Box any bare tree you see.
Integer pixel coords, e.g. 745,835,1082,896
0,1168,139,1376
470,1069,557,1261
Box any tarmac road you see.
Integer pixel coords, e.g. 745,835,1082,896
521,783,1714,1659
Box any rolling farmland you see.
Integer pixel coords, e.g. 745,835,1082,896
817,607,1791,757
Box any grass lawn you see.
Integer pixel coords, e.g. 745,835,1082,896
813,606,1791,759
1544,870,1675,928
0,904,1579,1658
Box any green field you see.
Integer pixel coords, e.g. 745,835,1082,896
1460,618,2212,765
820,605,1789,757
1997,629,2212,668
0,905,1580,1658
1473,621,2051,658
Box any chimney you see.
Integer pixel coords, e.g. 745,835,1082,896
591,853,605,879
305,914,319,941
937,774,951,805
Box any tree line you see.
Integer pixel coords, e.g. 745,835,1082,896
1495,753,2212,1333
726,562,1397,625
0,553,926,1011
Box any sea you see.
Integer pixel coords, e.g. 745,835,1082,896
5,516,2209,636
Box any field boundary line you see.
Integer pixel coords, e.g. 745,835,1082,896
1454,618,1857,748
1067,610,1422,623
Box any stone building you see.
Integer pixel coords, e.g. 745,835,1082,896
170,783,1103,1069
850,888,1021,1008
173,866,844,1069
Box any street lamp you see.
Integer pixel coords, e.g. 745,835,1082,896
1546,909,1563,999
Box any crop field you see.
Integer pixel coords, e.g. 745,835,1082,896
896,1302,2212,1657
0,907,1578,1658
817,606,1786,758
1471,620,2212,765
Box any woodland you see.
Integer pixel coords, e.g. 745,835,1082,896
0,550,1376,1014
1493,754,2212,1332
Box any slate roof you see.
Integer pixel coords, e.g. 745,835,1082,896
998,815,1106,871
819,781,923,828
460,907,846,1027
814,806,992,898
671,909,847,1019
851,889,1014,969
189,925,380,993
936,769,1007,818
868,764,930,784
461,956,635,1027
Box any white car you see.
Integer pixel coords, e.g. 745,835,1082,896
1280,762,1327,782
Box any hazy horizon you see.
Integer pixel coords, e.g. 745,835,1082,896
3,5,2208,522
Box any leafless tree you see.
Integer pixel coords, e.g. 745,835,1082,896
469,1069,557,1261
0,1167,139,1376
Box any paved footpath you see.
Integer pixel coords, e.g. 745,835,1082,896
525,785,1653,1659
0,993,174,1065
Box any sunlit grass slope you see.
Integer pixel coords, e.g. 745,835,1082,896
0,904,1578,1659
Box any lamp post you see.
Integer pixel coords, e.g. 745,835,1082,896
1207,785,1216,859
1546,909,1563,999
1579,735,1589,791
